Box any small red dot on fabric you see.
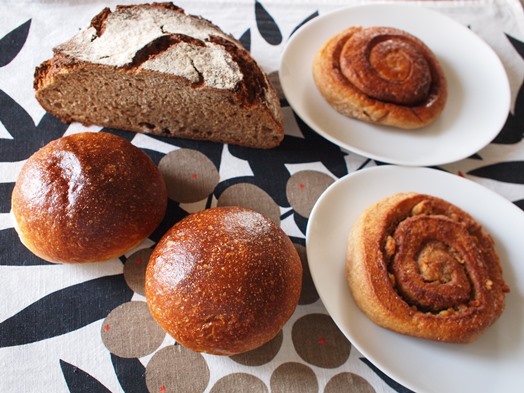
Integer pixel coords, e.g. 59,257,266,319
191,173,198,179
104,324,110,332
318,337,326,345
299,184,305,189
159,386,166,393
135,258,142,265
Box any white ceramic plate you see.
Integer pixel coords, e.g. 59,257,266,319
306,166,524,393
280,4,510,166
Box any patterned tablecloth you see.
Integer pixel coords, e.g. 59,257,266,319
1,1,523,392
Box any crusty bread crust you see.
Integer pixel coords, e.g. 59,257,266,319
11,132,167,263
34,3,284,149
313,26,447,129
145,206,303,355
346,192,509,343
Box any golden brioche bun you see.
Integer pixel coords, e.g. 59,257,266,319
145,206,303,355
11,131,167,263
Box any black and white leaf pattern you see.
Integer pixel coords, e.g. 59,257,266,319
0,228,52,266
142,129,224,168
0,90,69,161
468,161,524,184
289,10,318,37
0,275,133,347
255,1,282,45
492,34,524,144
361,358,415,393
111,354,148,393
60,360,112,393
148,199,189,243
514,199,524,210
239,28,251,51
0,19,31,67
228,113,348,210
0,182,14,212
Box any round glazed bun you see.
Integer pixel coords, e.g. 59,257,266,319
11,132,167,263
145,206,303,355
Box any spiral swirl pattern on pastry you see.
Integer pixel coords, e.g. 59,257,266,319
346,192,509,343
313,26,447,129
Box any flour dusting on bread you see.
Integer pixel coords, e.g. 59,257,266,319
56,5,243,89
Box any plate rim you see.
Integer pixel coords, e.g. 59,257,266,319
280,3,511,167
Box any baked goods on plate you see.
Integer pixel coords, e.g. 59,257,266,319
313,26,447,129
346,192,509,343
280,4,510,166
306,165,522,392
145,206,302,355
34,3,283,149
11,132,167,263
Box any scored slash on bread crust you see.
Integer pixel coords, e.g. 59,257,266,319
34,2,284,149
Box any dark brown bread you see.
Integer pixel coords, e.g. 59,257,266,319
11,132,167,263
145,206,303,355
34,3,284,149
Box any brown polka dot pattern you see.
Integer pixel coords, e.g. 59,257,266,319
159,148,219,203
286,170,334,218
101,301,165,358
292,313,351,368
270,362,318,393
217,182,280,224
295,243,319,305
123,248,152,296
229,331,283,366
325,372,376,393
145,345,210,393
99,144,378,391
210,373,268,393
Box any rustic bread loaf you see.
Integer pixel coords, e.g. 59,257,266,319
11,132,167,263
145,206,303,355
34,3,284,149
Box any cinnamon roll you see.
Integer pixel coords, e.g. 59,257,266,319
313,26,447,129
346,192,509,343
